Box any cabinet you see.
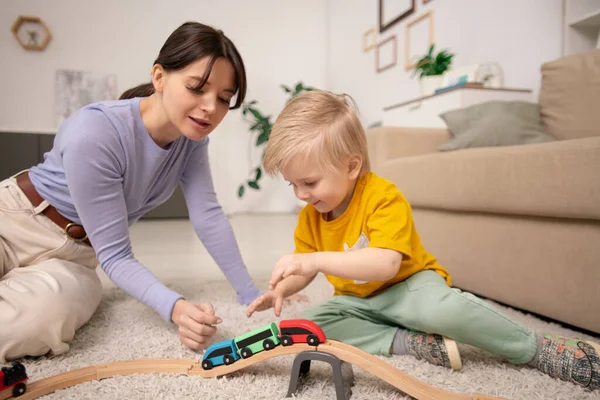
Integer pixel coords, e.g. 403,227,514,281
0,132,51,178
0,131,188,219
382,85,533,128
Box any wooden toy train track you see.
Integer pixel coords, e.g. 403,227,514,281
2,340,504,400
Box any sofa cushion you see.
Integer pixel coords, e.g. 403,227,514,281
539,49,600,140
376,137,600,220
438,101,554,151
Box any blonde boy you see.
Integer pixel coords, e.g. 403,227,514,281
246,90,599,388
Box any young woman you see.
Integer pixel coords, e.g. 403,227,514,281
0,21,261,362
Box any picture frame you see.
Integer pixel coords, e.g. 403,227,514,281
11,15,52,51
375,35,397,73
379,0,415,33
405,11,434,70
363,28,377,52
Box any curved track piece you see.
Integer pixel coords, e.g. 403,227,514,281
317,340,504,400
7,342,505,400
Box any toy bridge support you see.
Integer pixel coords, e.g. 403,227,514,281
287,351,354,400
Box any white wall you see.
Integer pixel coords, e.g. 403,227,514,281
1,0,328,214
327,0,564,127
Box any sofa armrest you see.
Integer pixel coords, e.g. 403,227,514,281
366,126,450,172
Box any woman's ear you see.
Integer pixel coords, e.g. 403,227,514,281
348,155,363,180
151,64,165,93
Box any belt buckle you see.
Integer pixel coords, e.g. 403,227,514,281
65,222,88,242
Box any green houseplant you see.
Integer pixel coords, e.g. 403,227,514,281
237,82,314,198
412,44,455,96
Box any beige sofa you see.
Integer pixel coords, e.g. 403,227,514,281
366,50,600,334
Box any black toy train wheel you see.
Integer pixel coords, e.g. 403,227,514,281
281,335,293,346
202,360,213,370
13,382,27,397
240,347,253,359
263,339,275,351
307,334,320,346
223,354,235,365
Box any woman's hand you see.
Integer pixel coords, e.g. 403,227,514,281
171,299,222,351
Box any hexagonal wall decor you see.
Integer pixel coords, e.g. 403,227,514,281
11,15,52,51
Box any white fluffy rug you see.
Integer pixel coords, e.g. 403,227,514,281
19,275,600,400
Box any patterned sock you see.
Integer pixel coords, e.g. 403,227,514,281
399,330,462,370
391,328,409,355
527,334,544,367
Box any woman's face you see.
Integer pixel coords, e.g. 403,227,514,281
158,56,236,141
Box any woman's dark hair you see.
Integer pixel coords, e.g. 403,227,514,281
119,22,246,109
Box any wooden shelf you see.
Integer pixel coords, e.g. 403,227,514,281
383,84,532,112
569,9,600,29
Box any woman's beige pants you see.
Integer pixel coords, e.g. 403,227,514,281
0,174,102,363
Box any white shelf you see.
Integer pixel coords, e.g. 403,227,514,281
569,9,600,29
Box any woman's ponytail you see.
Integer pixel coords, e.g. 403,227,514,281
119,82,155,100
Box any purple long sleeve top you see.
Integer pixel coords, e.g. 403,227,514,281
29,97,261,321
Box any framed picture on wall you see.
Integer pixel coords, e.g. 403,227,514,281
379,0,415,33
405,11,434,70
376,35,397,73
363,28,377,52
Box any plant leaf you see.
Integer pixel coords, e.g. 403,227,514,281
249,121,262,131
256,132,269,146
248,181,260,190
255,167,262,181
248,107,263,121
281,85,292,93
237,185,245,198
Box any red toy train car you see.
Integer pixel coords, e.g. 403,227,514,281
0,361,28,398
279,319,326,346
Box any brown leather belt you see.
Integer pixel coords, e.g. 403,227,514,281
16,171,92,247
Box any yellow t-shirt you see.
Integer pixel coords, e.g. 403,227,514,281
294,172,451,297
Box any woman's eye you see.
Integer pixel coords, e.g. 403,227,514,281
219,97,231,104
187,86,203,94
304,181,316,187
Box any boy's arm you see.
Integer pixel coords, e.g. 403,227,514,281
269,248,402,288
274,273,317,298
315,248,402,281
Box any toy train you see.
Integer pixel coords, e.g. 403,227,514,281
0,361,28,398
201,319,326,370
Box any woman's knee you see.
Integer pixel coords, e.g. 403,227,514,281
0,262,102,359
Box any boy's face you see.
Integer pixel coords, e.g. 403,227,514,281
282,153,361,217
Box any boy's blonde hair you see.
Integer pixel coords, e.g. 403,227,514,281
263,89,371,176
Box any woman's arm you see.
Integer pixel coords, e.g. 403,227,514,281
60,109,183,321
180,138,261,304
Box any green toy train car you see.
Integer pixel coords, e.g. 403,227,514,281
234,322,280,359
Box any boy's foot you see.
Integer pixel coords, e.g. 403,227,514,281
406,331,462,370
535,334,599,390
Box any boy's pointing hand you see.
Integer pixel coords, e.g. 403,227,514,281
269,253,318,290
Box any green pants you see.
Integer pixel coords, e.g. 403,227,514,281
301,270,537,364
